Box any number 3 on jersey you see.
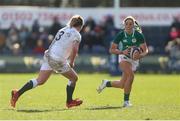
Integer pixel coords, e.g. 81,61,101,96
55,31,65,41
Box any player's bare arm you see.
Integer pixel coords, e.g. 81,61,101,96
139,42,148,58
69,40,80,68
132,43,148,60
109,43,123,55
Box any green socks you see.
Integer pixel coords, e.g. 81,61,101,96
106,81,112,87
124,93,130,101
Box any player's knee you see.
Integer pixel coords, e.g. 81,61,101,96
71,75,78,83
74,75,78,82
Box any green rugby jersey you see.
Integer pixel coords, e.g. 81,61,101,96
113,30,145,51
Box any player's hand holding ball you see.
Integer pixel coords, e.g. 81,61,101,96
132,49,141,60
122,47,131,56
130,46,141,60
123,46,141,60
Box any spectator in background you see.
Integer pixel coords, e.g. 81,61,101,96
165,16,180,51
103,29,117,52
0,29,6,54
169,27,179,40
32,27,48,55
165,38,180,71
46,34,54,48
104,15,114,33
103,15,116,52
84,16,96,31
26,20,42,54
80,23,93,52
39,27,49,49
25,31,39,53
171,16,180,31
19,24,30,52
160,17,180,71
49,16,63,37
81,16,104,53
32,19,40,34
6,23,21,55
8,22,19,34
169,16,180,40
81,17,106,53
93,23,106,50
33,39,45,55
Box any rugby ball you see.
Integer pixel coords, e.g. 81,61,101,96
129,46,141,60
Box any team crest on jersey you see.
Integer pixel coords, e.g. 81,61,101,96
123,39,128,43
132,38,137,43
66,33,71,37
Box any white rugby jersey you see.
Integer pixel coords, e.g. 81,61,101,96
48,26,81,61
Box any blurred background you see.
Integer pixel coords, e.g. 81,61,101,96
0,0,179,74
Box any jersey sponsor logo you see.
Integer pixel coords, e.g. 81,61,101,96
132,38,137,43
123,56,128,59
123,39,128,43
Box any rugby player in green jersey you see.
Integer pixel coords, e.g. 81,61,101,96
97,16,148,107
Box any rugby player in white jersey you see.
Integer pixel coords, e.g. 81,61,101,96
11,15,84,108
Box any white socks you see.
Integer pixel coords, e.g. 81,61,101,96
67,80,72,86
31,79,38,88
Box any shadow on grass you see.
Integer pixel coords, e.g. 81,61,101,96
2,105,123,113
86,105,123,110
2,108,68,113
17,108,68,113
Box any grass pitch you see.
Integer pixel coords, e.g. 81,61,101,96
0,73,180,120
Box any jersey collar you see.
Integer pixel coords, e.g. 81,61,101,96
124,29,135,38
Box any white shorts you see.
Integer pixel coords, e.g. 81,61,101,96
40,51,71,73
118,55,139,71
